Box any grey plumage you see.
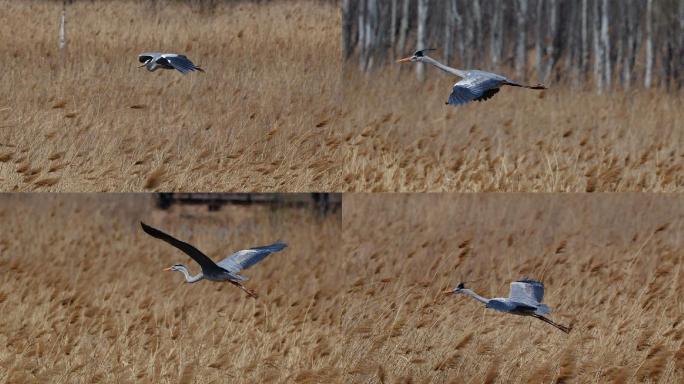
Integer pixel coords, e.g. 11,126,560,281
445,278,570,333
398,49,546,106
140,222,285,298
138,52,204,74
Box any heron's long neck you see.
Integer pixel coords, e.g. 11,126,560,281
177,267,203,283
422,56,467,78
462,289,490,305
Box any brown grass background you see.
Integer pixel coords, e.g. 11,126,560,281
0,194,343,383
0,1,342,192
1,1,683,192
1,193,683,383
343,193,684,383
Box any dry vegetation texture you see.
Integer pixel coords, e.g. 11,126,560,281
0,195,343,383
343,194,684,383
2,1,684,192
0,1,342,192
341,78,684,192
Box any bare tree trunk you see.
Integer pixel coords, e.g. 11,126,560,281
341,0,354,60
397,0,410,56
600,0,611,90
580,0,588,78
490,0,503,68
535,0,544,82
471,0,482,66
444,0,456,65
357,0,367,71
365,0,378,71
593,0,604,92
622,1,634,89
59,0,67,50
544,0,558,83
644,0,653,88
678,0,684,88
453,0,464,66
515,0,528,77
416,0,428,80
390,0,397,51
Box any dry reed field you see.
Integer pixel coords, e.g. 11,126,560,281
1,1,683,192
0,1,343,192
0,194,344,383
340,76,684,192
343,194,684,383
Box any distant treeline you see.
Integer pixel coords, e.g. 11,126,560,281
342,0,684,91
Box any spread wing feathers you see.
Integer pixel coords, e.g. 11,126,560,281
160,54,203,74
509,279,545,304
140,222,222,273
217,242,287,273
447,76,505,106
138,52,159,63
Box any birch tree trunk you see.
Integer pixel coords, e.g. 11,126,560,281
593,0,604,92
397,0,410,55
472,0,482,66
644,0,653,88
580,0,588,78
390,0,397,51
490,0,503,68
444,0,456,65
600,0,611,90
416,0,429,81
515,0,528,77
341,0,354,60
544,0,558,83
535,0,544,82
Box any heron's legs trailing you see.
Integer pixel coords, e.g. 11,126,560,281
231,281,258,299
532,314,572,333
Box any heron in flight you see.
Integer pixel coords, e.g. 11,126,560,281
444,279,571,333
138,52,204,74
140,222,286,298
397,49,546,106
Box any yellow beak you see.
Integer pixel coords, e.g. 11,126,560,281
442,289,454,295
396,57,412,63
163,267,173,271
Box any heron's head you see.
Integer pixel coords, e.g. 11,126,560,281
163,264,186,272
443,282,466,295
397,48,436,64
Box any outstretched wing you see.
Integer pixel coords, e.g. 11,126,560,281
509,279,545,304
138,52,159,63
447,75,504,106
217,242,287,273
140,222,221,273
160,54,204,74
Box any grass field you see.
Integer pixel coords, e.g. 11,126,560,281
0,194,343,383
1,1,683,192
2,194,682,383
342,194,684,383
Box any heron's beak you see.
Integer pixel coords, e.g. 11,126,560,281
442,289,454,295
138,63,146,68
163,267,173,271
396,57,412,63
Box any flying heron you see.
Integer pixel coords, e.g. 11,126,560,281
397,49,546,106
138,52,204,74
140,222,286,298
444,278,572,333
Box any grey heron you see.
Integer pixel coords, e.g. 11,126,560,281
397,49,546,106
138,52,204,74
140,222,286,298
444,279,571,333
